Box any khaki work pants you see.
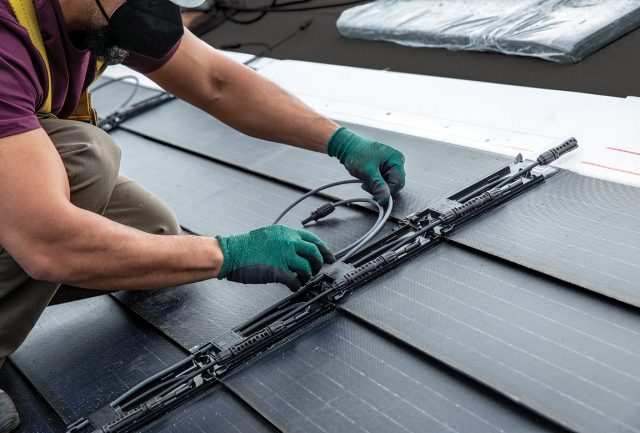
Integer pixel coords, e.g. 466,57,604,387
0,119,180,369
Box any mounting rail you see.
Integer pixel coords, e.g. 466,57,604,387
67,138,578,433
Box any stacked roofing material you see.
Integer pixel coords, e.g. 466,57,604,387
3,80,640,433
337,0,640,63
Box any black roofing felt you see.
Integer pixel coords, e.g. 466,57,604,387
6,78,640,433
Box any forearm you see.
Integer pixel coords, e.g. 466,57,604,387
149,33,338,152
32,206,221,290
199,58,338,152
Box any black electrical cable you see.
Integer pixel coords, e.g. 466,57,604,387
90,75,140,108
228,19,313,66
220,42,271,50
240,302,305,336
222,0,276,24
215,0,313,27
110,343,214,407
216,0,368,13
273,180,392,261
187,3,231,36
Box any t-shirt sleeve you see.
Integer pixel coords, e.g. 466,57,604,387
122,37,182,74
0,22,46,139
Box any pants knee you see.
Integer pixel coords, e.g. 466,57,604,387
59,123,121,213
154,207,181,236
104,178,182,236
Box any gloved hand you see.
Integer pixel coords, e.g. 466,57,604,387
327,127,406,206
216,225,335,292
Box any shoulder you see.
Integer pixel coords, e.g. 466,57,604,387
0,4,46,137
0,2,46,94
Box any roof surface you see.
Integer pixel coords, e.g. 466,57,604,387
2,7,640,432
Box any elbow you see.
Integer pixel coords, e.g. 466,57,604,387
18,235,75,283
22,250,67,283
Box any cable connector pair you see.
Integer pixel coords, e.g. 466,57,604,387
302,203,335,225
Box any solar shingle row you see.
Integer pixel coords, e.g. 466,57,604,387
7,81,640,433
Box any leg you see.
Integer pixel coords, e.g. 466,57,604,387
0,119,121,365
103,175,181,236
52,175,181,303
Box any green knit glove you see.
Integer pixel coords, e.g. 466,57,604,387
327,127,406,206
216,225,335,292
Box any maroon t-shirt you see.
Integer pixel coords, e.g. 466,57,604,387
0,0,180,138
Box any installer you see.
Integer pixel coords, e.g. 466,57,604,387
0,0,406,430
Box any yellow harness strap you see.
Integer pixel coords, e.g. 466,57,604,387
9,0,53,114
66,59,106,124
9,0,105,124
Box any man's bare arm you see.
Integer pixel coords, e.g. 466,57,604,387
146,29,339,153
0,129,222,290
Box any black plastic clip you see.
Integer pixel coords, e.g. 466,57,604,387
302,203,335,225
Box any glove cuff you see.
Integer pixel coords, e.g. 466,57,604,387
326,126,354,160
215,235,233,280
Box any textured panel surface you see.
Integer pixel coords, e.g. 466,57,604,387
451,170,640,308
112,130,394,348
226,314,565,433
343,243,640,433
89,78,162,117
118,96,510,217
9,297,186,423
0,361,65,433
138,387,276,433
112,130,385,244
115,281,289,350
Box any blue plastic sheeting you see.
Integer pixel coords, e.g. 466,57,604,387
337,0,640,63
9,296,186,423
226,314,565,433
343,243,640,433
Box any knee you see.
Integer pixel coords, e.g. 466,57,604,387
70,124,121,185
62,123,121,212
153,206,181,236
104,179,181,235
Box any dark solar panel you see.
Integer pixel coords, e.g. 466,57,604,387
0,361,65,433
9,297,186,423
225,313,566,433
113,130,393,348
138,387,277,433
117,104,640,308
115,281,289,350
117,97,511,217
449,169,640,307
67,85,640,433
112,130,386,245
343,243,640,433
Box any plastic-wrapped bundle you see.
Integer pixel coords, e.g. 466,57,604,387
337,0,640,63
